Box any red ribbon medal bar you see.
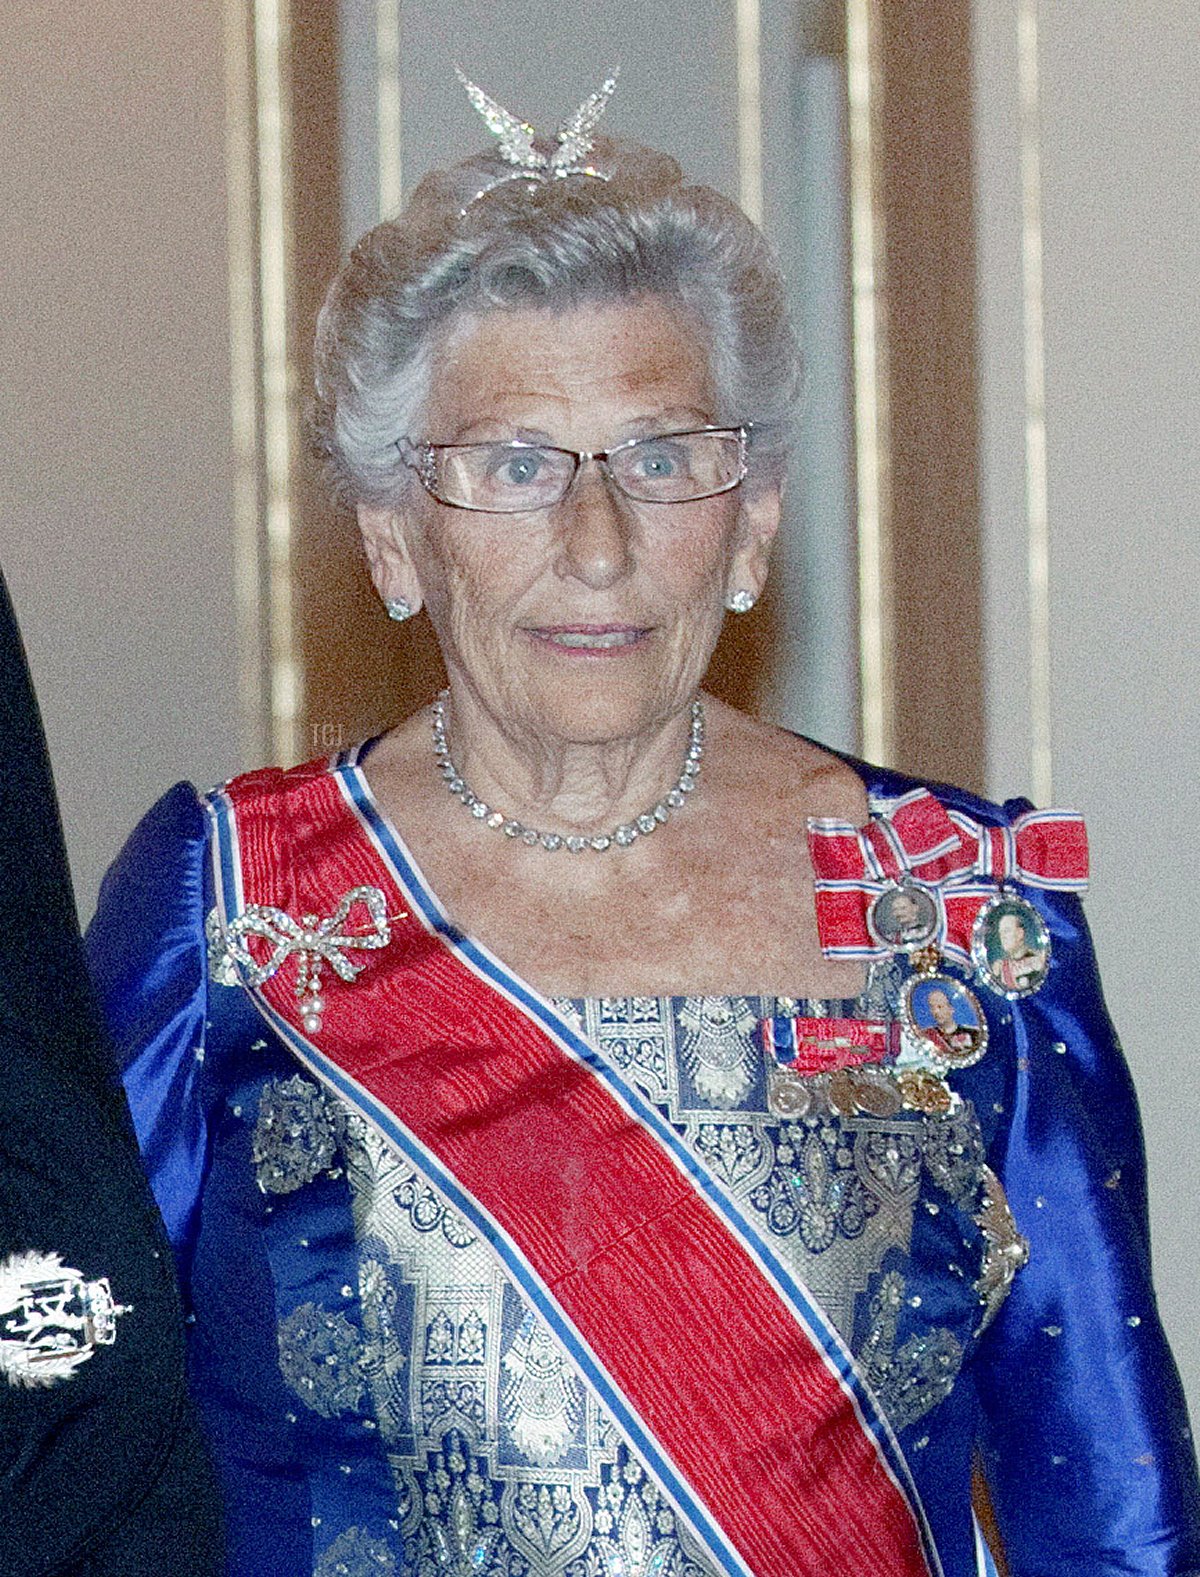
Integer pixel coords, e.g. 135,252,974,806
763,1016,897,1075
209,757,938,1577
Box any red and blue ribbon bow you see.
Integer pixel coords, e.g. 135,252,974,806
807,787,971,887
946,807,1089,891
807,791,1089,963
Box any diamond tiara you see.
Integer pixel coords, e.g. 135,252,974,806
456,67,619,210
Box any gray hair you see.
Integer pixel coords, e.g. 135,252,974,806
311,137,800,508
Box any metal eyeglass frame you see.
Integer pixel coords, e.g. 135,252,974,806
395,425,752,512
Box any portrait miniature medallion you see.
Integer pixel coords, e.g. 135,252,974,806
900,972,989,1071
972,893,1051,999
866,880,941,954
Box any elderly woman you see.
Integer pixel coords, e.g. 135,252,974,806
88,83,1199,1577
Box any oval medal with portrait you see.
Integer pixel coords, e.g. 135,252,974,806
900,971,989,1070
867,880,940,954
972,893,1052,999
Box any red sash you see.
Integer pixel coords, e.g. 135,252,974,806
213,758,937,1577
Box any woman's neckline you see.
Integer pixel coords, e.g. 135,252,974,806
342,731,881,1004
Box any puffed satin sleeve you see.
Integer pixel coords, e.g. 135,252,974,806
86,782,215,1294
976,806,1200,1574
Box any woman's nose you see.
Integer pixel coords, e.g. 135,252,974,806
553,460,635,589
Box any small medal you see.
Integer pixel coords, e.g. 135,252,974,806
900,948,989,1072
827,1066,862,1118
767,1066,813,1118
971,892,1051,999
896,1067,954,1114
845,1066,905,1118
866,880,940,954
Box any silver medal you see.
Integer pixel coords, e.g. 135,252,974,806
867,880,941,954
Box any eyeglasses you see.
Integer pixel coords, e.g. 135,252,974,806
396,426,750,513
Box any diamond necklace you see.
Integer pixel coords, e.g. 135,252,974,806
431,691,705,853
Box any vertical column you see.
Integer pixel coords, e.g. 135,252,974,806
973,0,1200,1429
857,0,986,789
0,0,242,909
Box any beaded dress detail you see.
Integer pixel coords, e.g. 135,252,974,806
228,976,1020,1576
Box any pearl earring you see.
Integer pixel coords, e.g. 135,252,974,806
725,590,756,614
386,598,416,622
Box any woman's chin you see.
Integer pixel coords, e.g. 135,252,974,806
504,674,692,748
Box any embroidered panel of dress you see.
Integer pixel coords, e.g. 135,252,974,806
203,965,1016,1577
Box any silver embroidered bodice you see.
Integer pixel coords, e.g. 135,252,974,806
249,986,1020,1577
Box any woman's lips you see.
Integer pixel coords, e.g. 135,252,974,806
525,624,650,653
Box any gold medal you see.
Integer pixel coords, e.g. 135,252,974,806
827,1067,860,1118
847,1066,905,1117
897,1068,953,1114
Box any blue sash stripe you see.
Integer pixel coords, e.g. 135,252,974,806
205,783,753,1577
206,789,244,918
336,763,943,1577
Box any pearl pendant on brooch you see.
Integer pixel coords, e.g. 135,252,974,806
206,885,400,1035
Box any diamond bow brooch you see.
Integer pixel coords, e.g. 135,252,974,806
207,885,397,1033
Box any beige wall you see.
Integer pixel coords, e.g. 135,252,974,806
974,0,1200,1419
0,0,241,911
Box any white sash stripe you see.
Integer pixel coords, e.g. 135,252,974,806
337,762,945,1577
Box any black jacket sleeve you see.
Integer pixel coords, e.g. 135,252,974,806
0,570,223,1576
